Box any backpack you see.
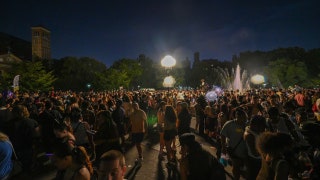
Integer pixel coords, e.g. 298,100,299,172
72,121,90,146
267,113,300,142
208,154,227,180
281,113,301,142
72,167,98,180
281,149,312,179
188,150,227,180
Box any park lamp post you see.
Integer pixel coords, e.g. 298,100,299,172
86,83,91,90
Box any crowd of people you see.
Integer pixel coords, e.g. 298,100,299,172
0,89,150,180
0,86,320,180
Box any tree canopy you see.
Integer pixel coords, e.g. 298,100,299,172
2,60,56,92
1,47,319,92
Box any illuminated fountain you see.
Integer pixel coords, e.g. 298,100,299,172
214,64,250,92
233,64,242,92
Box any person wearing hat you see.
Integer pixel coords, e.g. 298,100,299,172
179,133,226,180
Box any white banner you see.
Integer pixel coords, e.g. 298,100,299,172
13,75,20,87
13,75,20,92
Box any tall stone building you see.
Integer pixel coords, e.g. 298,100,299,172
194,52,200,63
31,26,51,60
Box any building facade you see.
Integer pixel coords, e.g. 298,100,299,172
31,26,51,60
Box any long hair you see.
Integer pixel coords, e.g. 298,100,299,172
70,107,82,122
12,104,30,119
0,132,9,141
256,132,293,157
72,146,93,174
178,103,191,123
165,105,177,123
196,95,207,109
53,119,73,133
96,110,114,128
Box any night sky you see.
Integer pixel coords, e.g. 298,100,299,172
1,0,319,66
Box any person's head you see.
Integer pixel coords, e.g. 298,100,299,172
12,104,30,119
53,119,72,138
256,132,293,162
115,99,123,108
235,108,248,122
70,107,82,122
251,95,259,104
295,108,308,124
81,100,91,110
250,115,267,133
179,133,201,156
159,101,166,111
283,101,295,114
176,101,182,113
268,107,280,123
196,95,207,109
45,100,53,110
96,110,113,127
122,94,130,103
269,94,279,104
72,146,93,174
180,102,189,112
99,103,107,111
69,96,78,105
165,105,177,122
98,150,126,180
132,102,140,111
105,100,112,109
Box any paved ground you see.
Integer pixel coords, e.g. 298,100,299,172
122,117,236,180
12,117,236,180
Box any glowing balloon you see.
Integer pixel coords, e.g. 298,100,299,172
163,76,176,87
161,55,176,68
205,91,217,102
251,74,265,85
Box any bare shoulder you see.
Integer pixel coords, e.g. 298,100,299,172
76,167,91,180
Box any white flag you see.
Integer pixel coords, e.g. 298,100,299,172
13,75,20,87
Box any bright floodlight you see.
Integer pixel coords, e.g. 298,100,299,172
161,55,176,68
251,74,265,85
163,76,176,87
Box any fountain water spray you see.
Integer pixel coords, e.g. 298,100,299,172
233,64,242,92
214,64,250,92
